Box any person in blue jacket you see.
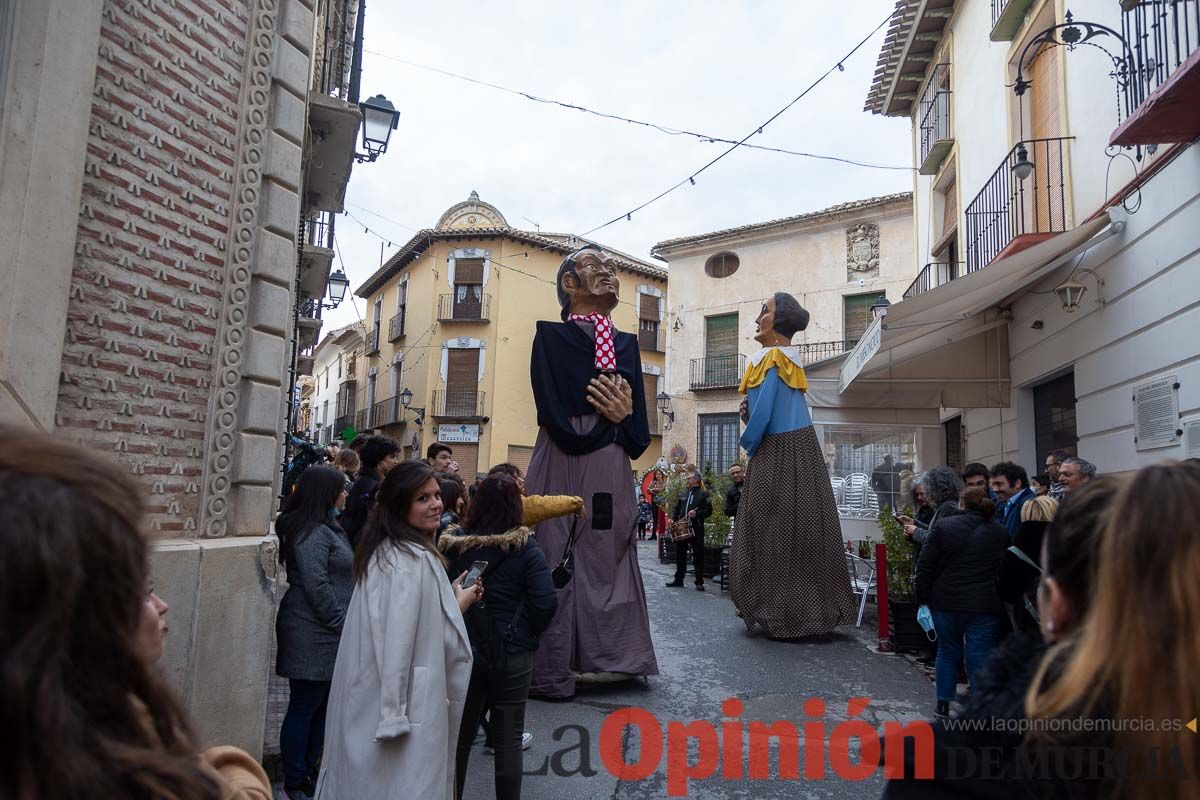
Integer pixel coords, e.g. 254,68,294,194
728,292,856,639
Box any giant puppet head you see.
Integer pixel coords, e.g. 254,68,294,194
556,246,620,320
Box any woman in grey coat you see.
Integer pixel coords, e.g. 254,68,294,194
275,465,355,800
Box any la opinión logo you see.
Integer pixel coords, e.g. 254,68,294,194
595,696,933,796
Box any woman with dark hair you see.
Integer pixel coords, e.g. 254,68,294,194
316,461,482,800
0,427,270,800
488,461,584,526
439,475,558,800
884,476,1127,797
274,465,353,799
439,476,467,536
914,487,1009,718
729,292,856,638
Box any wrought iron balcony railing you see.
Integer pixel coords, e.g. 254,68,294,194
638,326,666,352
365,326,380,355
437,293,492,322
371,396,400,427
333,414,351,435
689,355,746,391
991,0,1037,41
795,340,859,364
964,138,1071,273
1114,0,1200,144
902,262,964,300
354,408,368,432
918,63,953,175
316,0,361,101
432,390,487,418
388,307,406,341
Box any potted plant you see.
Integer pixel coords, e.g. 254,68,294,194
879,504,927,653
657,470,688,564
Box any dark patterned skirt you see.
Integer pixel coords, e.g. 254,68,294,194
729,426,857,638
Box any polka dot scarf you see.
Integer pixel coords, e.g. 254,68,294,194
568,313,617,371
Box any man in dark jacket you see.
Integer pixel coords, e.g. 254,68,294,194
342,435,400,547
725,463,744,521
668,472,712,590
871,454,901,510
915,489,1009,718
990,461,1034,537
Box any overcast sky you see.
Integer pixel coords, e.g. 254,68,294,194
323,0,913,330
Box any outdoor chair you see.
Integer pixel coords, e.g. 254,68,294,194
845,551,877,627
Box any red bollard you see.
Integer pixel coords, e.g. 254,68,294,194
875,542,893,652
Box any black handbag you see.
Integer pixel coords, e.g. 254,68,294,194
551,518,582,589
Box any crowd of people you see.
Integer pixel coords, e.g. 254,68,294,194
4,422,1197,799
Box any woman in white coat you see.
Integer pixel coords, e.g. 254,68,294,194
316,461,483,800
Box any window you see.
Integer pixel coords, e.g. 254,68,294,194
638,293,660,350
336,355,341,379
705,252,740,278
944,416,963,473
703,313,740,386
391,354,403,396
397,278,408,311
366,372,377,425
820,424,918,519
698,414,741,474
445,348,480,415
843,293,885,344
507,445,535,476
643,373,660,434
1034,372,1077,459
453,258,484,319
932,163,959,283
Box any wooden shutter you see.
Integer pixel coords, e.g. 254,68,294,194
705,314,738,357
639,293,659,320
455,259,484,284
446,348,479,391
643,374,659,433
507,445,535,476
941,178,957,238
1030,44,1064,231
843,293,884,342
452,444,478,481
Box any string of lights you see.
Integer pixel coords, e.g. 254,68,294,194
361,47,912,172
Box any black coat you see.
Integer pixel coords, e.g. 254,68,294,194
438,526,558,654
672,487,712,538
883,632,1114,799
343,472,379,547
725,482,743,518
998,519,1049,629
915,508,1008,615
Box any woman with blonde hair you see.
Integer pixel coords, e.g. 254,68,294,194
1026,461,1200,797
333,447,360,486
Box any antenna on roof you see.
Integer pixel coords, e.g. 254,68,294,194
521,216,541,233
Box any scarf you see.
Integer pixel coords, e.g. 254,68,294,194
567,312,616,371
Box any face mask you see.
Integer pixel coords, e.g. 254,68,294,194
917,605,937,641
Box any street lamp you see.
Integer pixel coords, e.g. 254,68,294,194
399,387,425,426
356,94,400,163
656,392,675,430
1012,142,1034,181
870,296,892,320
326,268,349,307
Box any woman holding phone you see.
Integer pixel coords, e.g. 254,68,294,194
439,474,558,800
315,462,483,800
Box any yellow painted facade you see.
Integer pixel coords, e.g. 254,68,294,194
351,193,667,479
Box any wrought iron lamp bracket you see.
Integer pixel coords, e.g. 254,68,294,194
1011,11,1135,98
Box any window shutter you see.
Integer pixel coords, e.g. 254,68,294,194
507,445,535,476
455,259,484,284
843,293,884,342
451,443,479,481
639,293,659,320
941,178,957,237
643,374,659,432
704,314,739,357
446,348,479,391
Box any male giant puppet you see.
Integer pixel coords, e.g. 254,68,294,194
525,247,658,698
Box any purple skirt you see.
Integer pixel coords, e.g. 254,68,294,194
525,415,659,698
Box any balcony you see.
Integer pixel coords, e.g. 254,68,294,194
371,396,401,427
354,408,368,432
333,414,352,435
795,339,858,364
964,138,1071,273
297,353,315,376
638,326,665,352
689,355,745,391
432,390,487,418
902,262,963,300
365,326,380,355
438,293,491,323
388,307,406,341
299,214,335,300
304,0,362,212
1111,0,1200,145
990,0,1037,41
918,64,953,175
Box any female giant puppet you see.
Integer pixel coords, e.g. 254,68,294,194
525,247,658,698
729,292,857,638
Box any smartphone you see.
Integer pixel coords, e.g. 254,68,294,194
592,492,613,531
461,560,488,589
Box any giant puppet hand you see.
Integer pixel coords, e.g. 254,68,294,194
587,373,633,424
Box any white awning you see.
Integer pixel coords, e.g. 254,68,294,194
814,213,1121,409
